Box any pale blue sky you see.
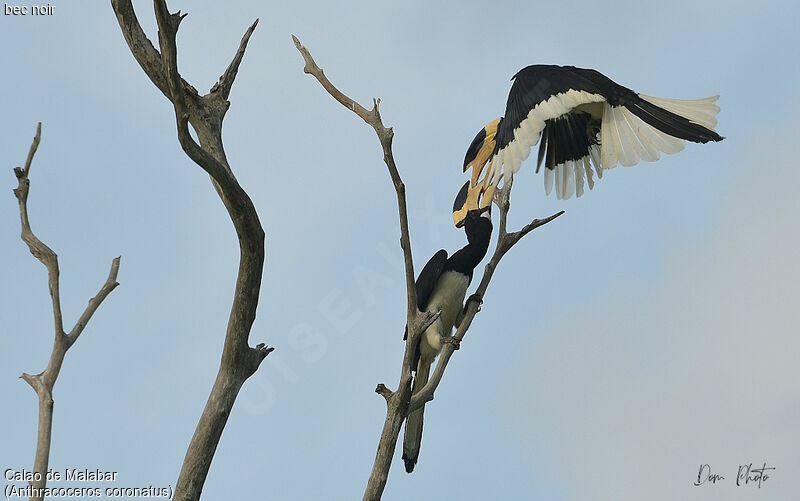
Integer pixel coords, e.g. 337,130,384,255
1,1,798,500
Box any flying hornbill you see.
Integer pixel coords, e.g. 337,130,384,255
455,64,724,221
402,182,493,473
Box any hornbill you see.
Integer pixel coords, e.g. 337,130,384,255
402,182,493,473
456,64,724,220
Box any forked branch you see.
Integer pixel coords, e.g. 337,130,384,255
112,2,271,500
12,123,120,501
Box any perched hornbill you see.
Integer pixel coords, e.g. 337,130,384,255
403,182,493,473
456,64,724,220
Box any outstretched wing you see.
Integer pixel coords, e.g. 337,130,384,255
486,65,608,198
465,65,723,205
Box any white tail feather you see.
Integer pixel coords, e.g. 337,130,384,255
589,145,603,179
601,103,698,169
544,165,554,195
574,160,585,198
583,156,594,190
633,117,685,154
638,94,720,130
555,163,565,199
601,105,620,168
619,107,668,159
565,160,576,199
614,107,639,166
619,108,660,162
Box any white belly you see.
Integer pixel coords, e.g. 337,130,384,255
420,271,470,360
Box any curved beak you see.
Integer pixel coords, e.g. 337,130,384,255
463,118,501,185
456,118,501,226
453,181,469,227
452,180,488,227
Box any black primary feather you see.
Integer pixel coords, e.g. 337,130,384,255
536,111,600,173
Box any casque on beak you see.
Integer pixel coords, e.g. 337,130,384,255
455,118,501,226
463,118,501,186
452,181,482,227
453,181,493,228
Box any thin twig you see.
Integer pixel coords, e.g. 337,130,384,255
292,35,418,321
66,257,121,347
22,122,41,177
211,19,259,99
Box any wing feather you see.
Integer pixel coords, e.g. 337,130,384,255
464,65,722,205
414,249,447,311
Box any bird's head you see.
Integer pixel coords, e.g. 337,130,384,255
453,181,493,241
453,118,502,226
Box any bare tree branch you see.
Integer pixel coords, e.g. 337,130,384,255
375,384,394,402
21,122,41,177
112,2,271,499
293,35,443,500
12,123,120,501
66,258,122,347
292,35,418,321
294,39,565,500
211,19,259,100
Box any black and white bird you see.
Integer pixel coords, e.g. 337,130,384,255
402,182,493,473
457,64,724,218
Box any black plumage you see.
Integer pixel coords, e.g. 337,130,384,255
536,112,599,173
496,64,722,159
461,64,724,207
413,249,448,311
402,203,493,474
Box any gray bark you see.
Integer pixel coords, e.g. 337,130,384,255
111,2,272,500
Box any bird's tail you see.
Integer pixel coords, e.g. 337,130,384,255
403,357,432,473
601,95,723,168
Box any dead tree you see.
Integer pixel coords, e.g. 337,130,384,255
292,37,564,500
12,123,121,501
111,2,272,500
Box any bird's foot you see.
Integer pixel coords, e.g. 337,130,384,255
442,335,460,351
464,293,483,313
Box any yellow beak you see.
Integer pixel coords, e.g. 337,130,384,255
455,118,501,225
452,182,484,226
